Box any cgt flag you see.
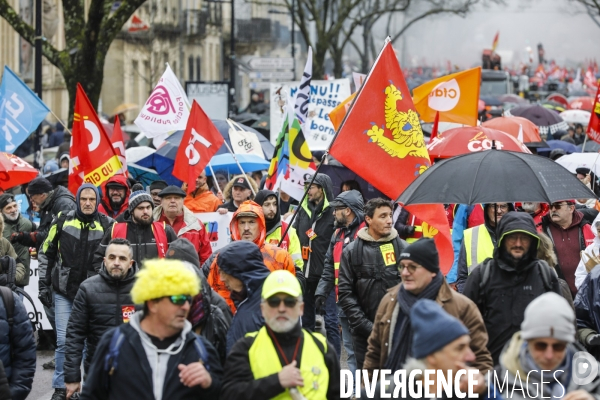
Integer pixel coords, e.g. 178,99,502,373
0,66,49,153
111,117,127,176
172,101,224,194
134,64,190,137
69,84,123,194
412,67,481,126
587,85,600,144
329,39,453,273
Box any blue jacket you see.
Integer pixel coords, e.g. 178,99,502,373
216,241,270,353
0,291,36,400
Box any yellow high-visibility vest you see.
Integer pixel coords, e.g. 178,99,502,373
247,327,329,399
463,225,494,274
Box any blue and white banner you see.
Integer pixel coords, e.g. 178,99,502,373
0,66,49,152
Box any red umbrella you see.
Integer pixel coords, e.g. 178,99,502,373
427,127,532,159
482,116,543,143
546,93,569,108
0,153,39,190
568,97,594,112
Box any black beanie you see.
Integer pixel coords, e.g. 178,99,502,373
149,180,168,192
398,238,439,273
0,194,15,211
165,238,201,269
28,177,53,195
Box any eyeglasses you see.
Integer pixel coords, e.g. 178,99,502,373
167,295,193,306
398,263,422,274
532,341,567,352
266,296,299,308
550,203,571,210
494,204,509,211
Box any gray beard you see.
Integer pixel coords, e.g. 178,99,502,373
2,212,19,222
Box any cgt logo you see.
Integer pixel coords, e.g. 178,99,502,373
122,305,135,323
467,132,504,152
573,351,599,385
428,79,460,112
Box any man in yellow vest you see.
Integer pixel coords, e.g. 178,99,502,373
220,270,340,399
455,202,514,292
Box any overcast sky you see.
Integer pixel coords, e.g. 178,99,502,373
380,0,600,69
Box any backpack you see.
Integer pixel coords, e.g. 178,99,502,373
103,324,210,388
0,256,39,331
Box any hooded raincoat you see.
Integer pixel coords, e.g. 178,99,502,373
215,241,271,352
98,175,130,219
207,201,301,313
463,211,562,363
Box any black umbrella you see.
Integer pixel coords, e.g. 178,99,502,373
319,164,385,201
505,104,569,138
397,149,594,206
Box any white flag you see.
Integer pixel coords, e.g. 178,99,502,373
134,64,190,137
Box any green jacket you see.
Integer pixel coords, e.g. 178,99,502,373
2,214,35,286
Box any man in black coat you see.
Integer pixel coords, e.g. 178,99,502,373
92,190,178,272
463,211,562,363
11,177,76,249
64,238,138,399
293,173,336,340
338,198,406,369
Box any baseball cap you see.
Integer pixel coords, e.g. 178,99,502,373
233,177,251,190
262,270,302,299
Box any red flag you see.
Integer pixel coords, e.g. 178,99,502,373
587,86,600,144
329,40,453,273
69,84,123,194
111,118,127,176
172,101,224,194
491,31,499,52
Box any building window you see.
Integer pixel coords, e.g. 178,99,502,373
189,56,194,81
196,57,201,81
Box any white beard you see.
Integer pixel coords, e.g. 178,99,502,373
2,211,19,222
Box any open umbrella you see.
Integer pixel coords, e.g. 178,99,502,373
541,101,566,113
128,163,163,188
397,149,594,206
568,97,594,112
0,153,40,190
537,140,580,155
480,96,503,107
427,127,531,159
319,163,385,200
579,141,600,153
205,154,270,176
125,146,156,164
482,116,544,146
560,110,592,125
505,104,569,138
546,93,569,108
555,152,600,176
112,103,139,115
499,94,528,105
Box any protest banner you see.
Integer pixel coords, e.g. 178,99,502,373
196,211,233,252
270,79,351,151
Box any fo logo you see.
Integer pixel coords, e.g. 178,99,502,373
428,79,460,112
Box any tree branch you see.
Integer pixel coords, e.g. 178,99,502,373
0,0,63,67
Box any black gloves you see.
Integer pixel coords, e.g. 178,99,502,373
314,295,326,315
587,334,600,347
10,231,36,246
39,286,53,309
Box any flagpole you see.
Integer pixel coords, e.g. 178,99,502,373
222,135,256,197
276,38,393,248
49,110,72,135
206,160,223,197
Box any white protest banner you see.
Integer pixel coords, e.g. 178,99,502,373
270,79,351,151
24,259,52,330
135,64,191,137
196,212,233,252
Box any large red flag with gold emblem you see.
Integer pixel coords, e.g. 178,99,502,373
329,40,453,273
587,86,600,144
69,84,123,194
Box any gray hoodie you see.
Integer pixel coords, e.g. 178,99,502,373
129,311,193,400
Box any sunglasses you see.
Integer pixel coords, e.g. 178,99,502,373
550,203,571,210
266,296,299,308
532,341,567,352
398,264,422,274
168,294,193,306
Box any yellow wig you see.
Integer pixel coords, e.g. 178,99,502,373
131,258,200,304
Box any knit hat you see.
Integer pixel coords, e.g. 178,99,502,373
149,180,168,192
398,238,439,273
411,299,469,359
166,238,201,269
128,190,154,212
0,194,15,211
131,258,200,304
28,177,53,195
521,292,575,343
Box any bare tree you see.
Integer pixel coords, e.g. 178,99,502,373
572,0,600,27
0,0,147,119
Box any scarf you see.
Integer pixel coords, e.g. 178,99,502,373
384,272,444,370
188,292,209,329
520,342,573,398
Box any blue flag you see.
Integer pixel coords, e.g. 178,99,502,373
0,66,49,153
